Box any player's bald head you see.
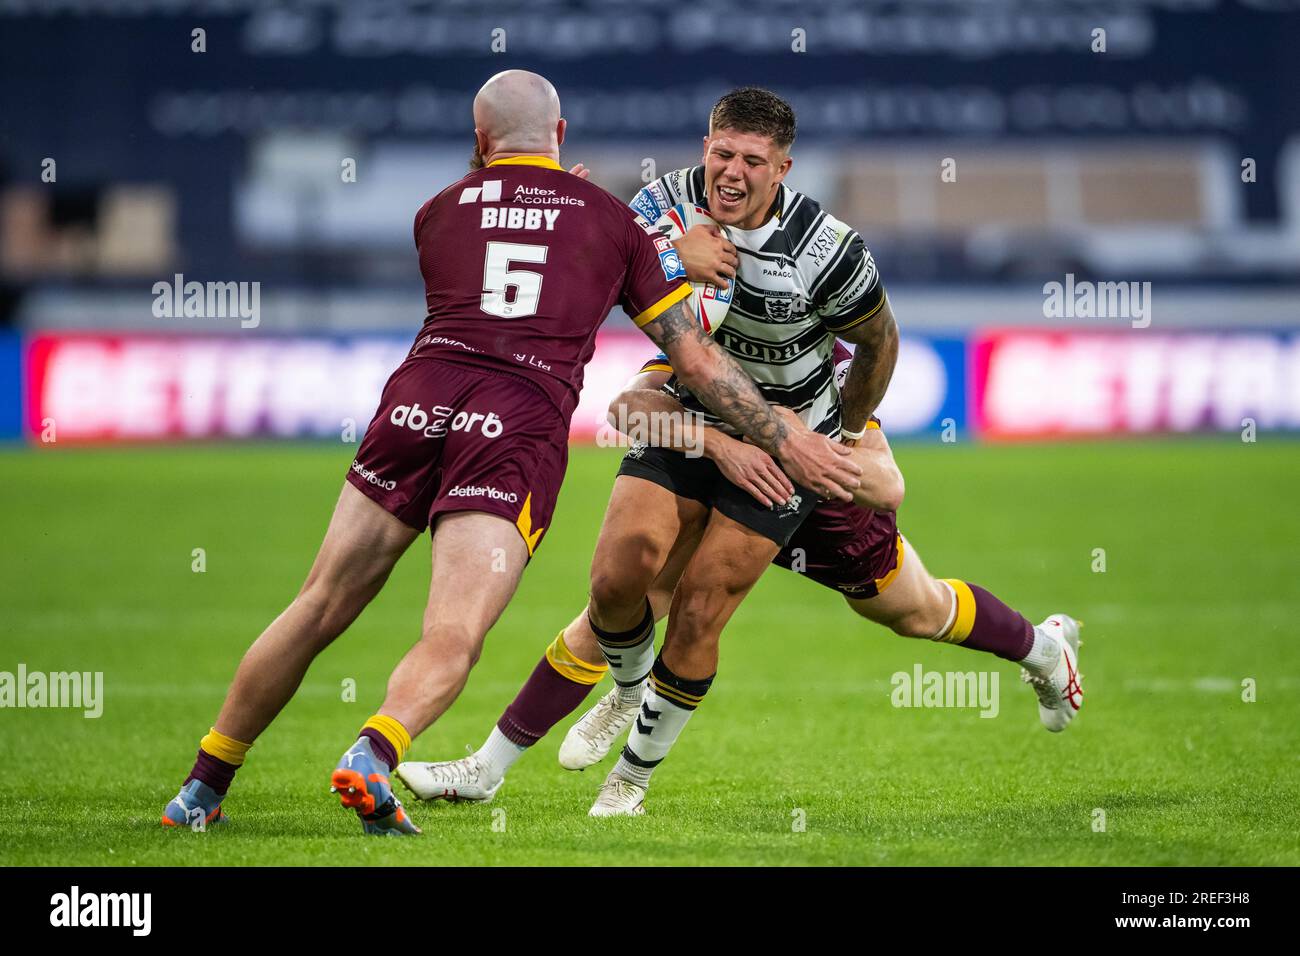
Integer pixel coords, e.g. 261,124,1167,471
473,70,563,158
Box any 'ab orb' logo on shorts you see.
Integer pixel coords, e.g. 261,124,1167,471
351,460,397,492
390,404,505,439
448,485,519,504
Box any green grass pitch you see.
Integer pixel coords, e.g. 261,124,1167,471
1,439,1296,866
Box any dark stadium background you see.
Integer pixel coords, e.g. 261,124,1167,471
0,1,1296,872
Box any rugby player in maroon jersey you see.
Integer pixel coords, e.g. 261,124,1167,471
160,70,860,836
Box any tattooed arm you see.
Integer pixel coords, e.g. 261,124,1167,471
641,301,787,454
836,297,900,445
640,300,860,501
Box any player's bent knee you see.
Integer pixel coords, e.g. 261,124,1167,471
294,579,376,644
884,582,952,640
419,621,485,669
889,611,936,640
589,567,653,620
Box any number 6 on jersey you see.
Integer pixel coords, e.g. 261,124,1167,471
481,241,547,318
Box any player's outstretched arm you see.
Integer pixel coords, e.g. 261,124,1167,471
836,298,900,442
640,300,861,501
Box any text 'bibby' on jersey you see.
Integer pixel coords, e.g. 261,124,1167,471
410,156,690,421
630,166,886,438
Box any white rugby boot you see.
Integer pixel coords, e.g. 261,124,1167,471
1021,614,1084,732
395,754,503,803
588,771,647,817
558,684,641,770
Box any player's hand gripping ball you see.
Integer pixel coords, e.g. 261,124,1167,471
650,203,735,335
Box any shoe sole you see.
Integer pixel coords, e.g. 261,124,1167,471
332,768,421,835
331,768,378,816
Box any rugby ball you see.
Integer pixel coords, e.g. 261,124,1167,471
651,203,734,335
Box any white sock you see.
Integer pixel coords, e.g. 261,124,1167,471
474,726,526,781
615,691,694,788
1019,625,1062,675
929,580,959,641
593,603,656,687
613,752,655,788
616,679,644,705
615,660,712,788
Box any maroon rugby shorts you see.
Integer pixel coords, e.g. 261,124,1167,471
345,357,569,557
773,497,904,599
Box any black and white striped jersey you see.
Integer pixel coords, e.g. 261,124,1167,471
628,166,887,438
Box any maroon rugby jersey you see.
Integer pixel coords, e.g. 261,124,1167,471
409,156,691,419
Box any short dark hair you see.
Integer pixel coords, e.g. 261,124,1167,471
709,87,796,152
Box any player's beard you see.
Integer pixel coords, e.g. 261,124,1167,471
469,138,484,171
